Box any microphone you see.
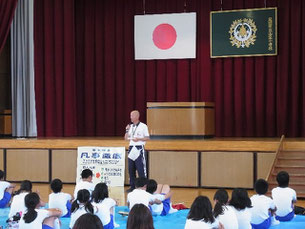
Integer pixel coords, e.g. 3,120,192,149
126,122,133,133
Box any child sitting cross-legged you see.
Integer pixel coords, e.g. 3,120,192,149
92,183,117,229
70,189,98,229
213,189,238,229
0,170,15,208
49,179,72,217
146,179,177,216
18,192,62,229
185,195,224,229
272,171,297,221
250,179,278,228
127,177,162,210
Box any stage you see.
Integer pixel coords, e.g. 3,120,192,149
0,137,304,189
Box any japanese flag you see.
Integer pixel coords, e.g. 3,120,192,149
135,13,196,60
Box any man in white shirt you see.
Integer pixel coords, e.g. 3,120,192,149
124,110,150,192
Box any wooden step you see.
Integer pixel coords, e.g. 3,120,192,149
278,151,305,157
278,155,305,160
280,150,305,153
269,173,305,183
273,166,305,174
276,159,305,166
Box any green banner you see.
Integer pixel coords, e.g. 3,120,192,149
211,8,277,58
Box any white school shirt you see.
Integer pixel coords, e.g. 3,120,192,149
127,122,149,146
216,205,238,229
250,194,275,224
232,207,252,229
272,187,296,217
69,204,98,229
18,209,49,229
8,192,29,218
0,181,10,199
73,180,95,198
185,218,219,229
150,193,165,215
127,189,155,210
49,192,72,216
93,198,116,226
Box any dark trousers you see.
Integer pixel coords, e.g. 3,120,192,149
128,145,147,189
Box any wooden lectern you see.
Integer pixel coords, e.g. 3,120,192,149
0,109,12,135
147,102,214,139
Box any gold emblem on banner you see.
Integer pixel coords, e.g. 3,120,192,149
229,18,257,48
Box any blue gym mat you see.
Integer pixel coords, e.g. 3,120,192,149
0,206,304,228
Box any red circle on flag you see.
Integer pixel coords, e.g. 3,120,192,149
152,23,177,50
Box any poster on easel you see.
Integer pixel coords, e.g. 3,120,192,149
76,146,125,187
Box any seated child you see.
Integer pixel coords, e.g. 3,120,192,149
0,170,15,208
213,189,238,229
9,180,33,218
49,179,72,217
229,188,252,229
146,179,176,216
272,171,297,221
74,169,96,198
127,177,161,210
70,189,98,229
127,204,154,229
72,213,103,229
92,183,116,229
185,195,223,229
250,179,278,229
18,192,62,229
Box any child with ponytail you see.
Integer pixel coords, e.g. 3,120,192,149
69,189,98,229
213,189,238,229
18,192,62,229
9,180,33,218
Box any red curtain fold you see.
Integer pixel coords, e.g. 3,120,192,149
0,0,18,53
34,0,77,136
34,0,305,137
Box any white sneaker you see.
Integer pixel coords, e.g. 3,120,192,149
271,218,280,226
53,218,61,229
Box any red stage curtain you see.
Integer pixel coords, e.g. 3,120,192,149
0,0,17,52
34,0,77,136
34,0,305,137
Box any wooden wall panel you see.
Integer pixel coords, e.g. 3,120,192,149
201,151,253,188
0,149,3,171
149,151,198,187
6,149,49,182
257,153,276,180
52,150,77,183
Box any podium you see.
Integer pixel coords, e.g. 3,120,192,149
0,109,12,135
147,102,214,139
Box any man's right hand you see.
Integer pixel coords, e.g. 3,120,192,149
125,124,131,132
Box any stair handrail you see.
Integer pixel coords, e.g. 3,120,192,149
266,134,285,181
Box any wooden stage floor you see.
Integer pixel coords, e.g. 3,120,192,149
0,136,304,151
1,137,305,201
